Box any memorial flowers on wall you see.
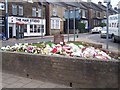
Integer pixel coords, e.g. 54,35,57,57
0,42,114,60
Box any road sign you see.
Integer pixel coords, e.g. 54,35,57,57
0,3,5,10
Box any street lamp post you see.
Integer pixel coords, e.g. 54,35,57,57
5,0,8,40
104,0,111,50
73,8,76,41
67,9,70,42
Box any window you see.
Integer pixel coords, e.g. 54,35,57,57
82,10,85,18
30,25,44,33
52,8,56,16
30,25,33,32
19,5,23,16
12,4,17,15
24,25,27,32
51,19,60,29
32,7,36,17
94,11,96,17
98,12,100,17
117,23,119,28
34,25,37,32
38,8,41,17
56,20,59,29
41,25,44,33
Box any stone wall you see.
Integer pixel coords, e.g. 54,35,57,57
2,51,120,88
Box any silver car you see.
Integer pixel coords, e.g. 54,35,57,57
100,27,111,38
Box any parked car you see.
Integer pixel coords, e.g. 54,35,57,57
100,27,111,38
91,27,102,33
100,27,107,38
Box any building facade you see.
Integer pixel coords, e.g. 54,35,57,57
63,2,81,34
3,1,46,39
46,2,65,35
0,2,5,35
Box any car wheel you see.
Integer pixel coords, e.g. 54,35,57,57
112,36,116,43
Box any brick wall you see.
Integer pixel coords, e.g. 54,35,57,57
7,2,45,18
2,51,120,88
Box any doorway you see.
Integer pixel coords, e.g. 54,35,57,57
9,27,13,38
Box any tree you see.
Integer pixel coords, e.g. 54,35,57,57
77,22,85,33
99,22,106,27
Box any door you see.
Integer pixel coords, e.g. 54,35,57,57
9,27,13,38
16,24,24,39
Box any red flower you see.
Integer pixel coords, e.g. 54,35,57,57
51,48,57,53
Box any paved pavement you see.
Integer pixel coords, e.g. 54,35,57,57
2,71,70,88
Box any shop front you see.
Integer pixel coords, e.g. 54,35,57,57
8,16,46,38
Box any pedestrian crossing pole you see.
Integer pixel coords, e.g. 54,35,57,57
74,7,76,42
104,0,111,50
67,9,70,42
5,0,8,40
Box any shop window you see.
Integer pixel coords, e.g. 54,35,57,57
32,7,36,17
12,4,17,15
24,25,27,32
30,25,44,33
34,25,37,32
41,25,44,33
30,25,33,32
19,5,23,16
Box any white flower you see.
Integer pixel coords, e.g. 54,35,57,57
60,42,63,45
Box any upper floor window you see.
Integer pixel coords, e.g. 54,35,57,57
12,4,17,15
94,11,96,17
32,7,36,17
38,8,41,17
52,8,56,16
82,10,86,18
98,12,100,17
19,5,23,16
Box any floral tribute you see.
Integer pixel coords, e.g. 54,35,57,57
0,42,114,60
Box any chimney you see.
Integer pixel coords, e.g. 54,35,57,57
87,0,91,2
98,1,102,6
114,7,117,10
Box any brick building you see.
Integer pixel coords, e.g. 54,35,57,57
2,1,46,39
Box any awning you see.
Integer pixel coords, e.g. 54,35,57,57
16,22,24,25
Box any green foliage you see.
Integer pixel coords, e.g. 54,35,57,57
99,22,106,27
32,42,53,47
77,22,87,33
77,22,85,30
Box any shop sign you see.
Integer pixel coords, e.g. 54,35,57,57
0,3,4,10
8,16,43,24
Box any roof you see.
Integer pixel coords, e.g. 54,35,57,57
88,2,102,11
45,0,80,8
62,2,80,8
79,3,87,10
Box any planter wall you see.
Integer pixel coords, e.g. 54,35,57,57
2,51,120,88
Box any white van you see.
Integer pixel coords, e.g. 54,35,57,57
108,14,120,42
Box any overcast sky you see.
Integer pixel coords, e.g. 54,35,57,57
82,0,119,8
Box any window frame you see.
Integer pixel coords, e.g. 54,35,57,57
32,7,36,17
38,8,41,17
12,4,17,15
18,5,23,16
